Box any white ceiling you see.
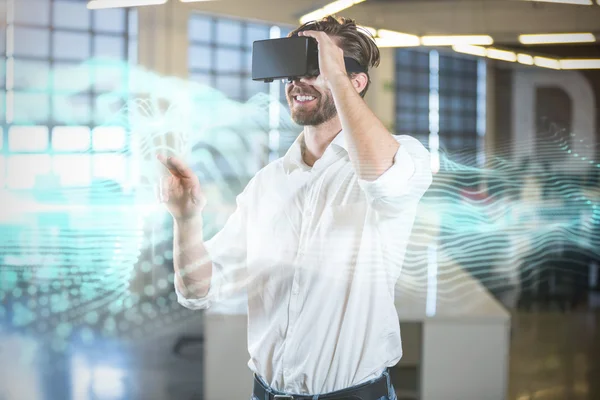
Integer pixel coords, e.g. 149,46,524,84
181,0,600,44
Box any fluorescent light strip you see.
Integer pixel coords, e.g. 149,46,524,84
452,45,487,57
421,35,493,46
525,0,593,5
87,0,167,9
534,56,561,69
486,48,517,62
300,0,366,24
375,38,419,48
517,53,534,65
560,59,600,69
519,33,596,44
375,29,420,47
451,48,600,70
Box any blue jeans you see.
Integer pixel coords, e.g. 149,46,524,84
251,369,398,400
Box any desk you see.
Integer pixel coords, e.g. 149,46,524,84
395,250,510,400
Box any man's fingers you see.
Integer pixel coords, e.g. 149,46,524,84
156,154,181,177
166,156,195,179
159,175,170,203
190,184,202,205
156,153,171,168
298,30,328,42
299,30,319,37
156,154,194,179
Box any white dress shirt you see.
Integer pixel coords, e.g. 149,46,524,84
176,131,432,394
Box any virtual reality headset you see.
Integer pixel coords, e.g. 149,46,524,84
251,36,367,83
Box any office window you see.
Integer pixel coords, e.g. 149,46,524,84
395,48,485,162
0,0,5,189
8,126,49,152
188,13,291,103
438,53,480,155
0,155,5,188
2,0,138,189
395,49,431,147
92,126,127,151
188,13,294,164
52,126,91,151
53,154,92,186
6,154,52,189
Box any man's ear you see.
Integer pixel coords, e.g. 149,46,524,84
350,72,369,95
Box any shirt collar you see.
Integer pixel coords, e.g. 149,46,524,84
283,130,347,174
330,129,347,151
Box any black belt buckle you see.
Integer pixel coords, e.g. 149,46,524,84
274,396,294,400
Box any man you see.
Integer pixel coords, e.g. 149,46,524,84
157,16,432,400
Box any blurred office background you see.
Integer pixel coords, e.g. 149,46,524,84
0,0,599,399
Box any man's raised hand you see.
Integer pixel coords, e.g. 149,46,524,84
156,154,207,221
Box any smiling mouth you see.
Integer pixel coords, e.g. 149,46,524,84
293,95,317,104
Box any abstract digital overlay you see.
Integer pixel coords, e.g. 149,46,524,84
0,58,599,352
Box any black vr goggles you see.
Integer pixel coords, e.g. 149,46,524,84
251,36,367,83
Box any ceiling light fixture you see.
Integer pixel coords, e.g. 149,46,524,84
486,48,517,62
525,0,593,5
299,0,366,24
451,44,599,70
451,45,487,57
375,29,420,47
534,56,561,69
421,35,493,46
87,0,167,9
517,54,535,65
560,59,600,69
374,38,418,47
519,33,596,44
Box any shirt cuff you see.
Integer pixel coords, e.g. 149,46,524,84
357,143,416,201
174,262,221,310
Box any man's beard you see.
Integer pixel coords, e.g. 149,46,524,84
288,91,338,126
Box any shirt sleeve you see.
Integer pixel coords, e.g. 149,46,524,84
357,135,432,214
175,179,253,310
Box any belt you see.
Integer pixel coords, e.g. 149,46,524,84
253,370,390,400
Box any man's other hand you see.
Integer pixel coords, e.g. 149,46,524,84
156,154,207,221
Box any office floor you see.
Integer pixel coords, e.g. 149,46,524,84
507,303,600,400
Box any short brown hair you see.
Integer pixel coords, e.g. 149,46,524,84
289,15,380,98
